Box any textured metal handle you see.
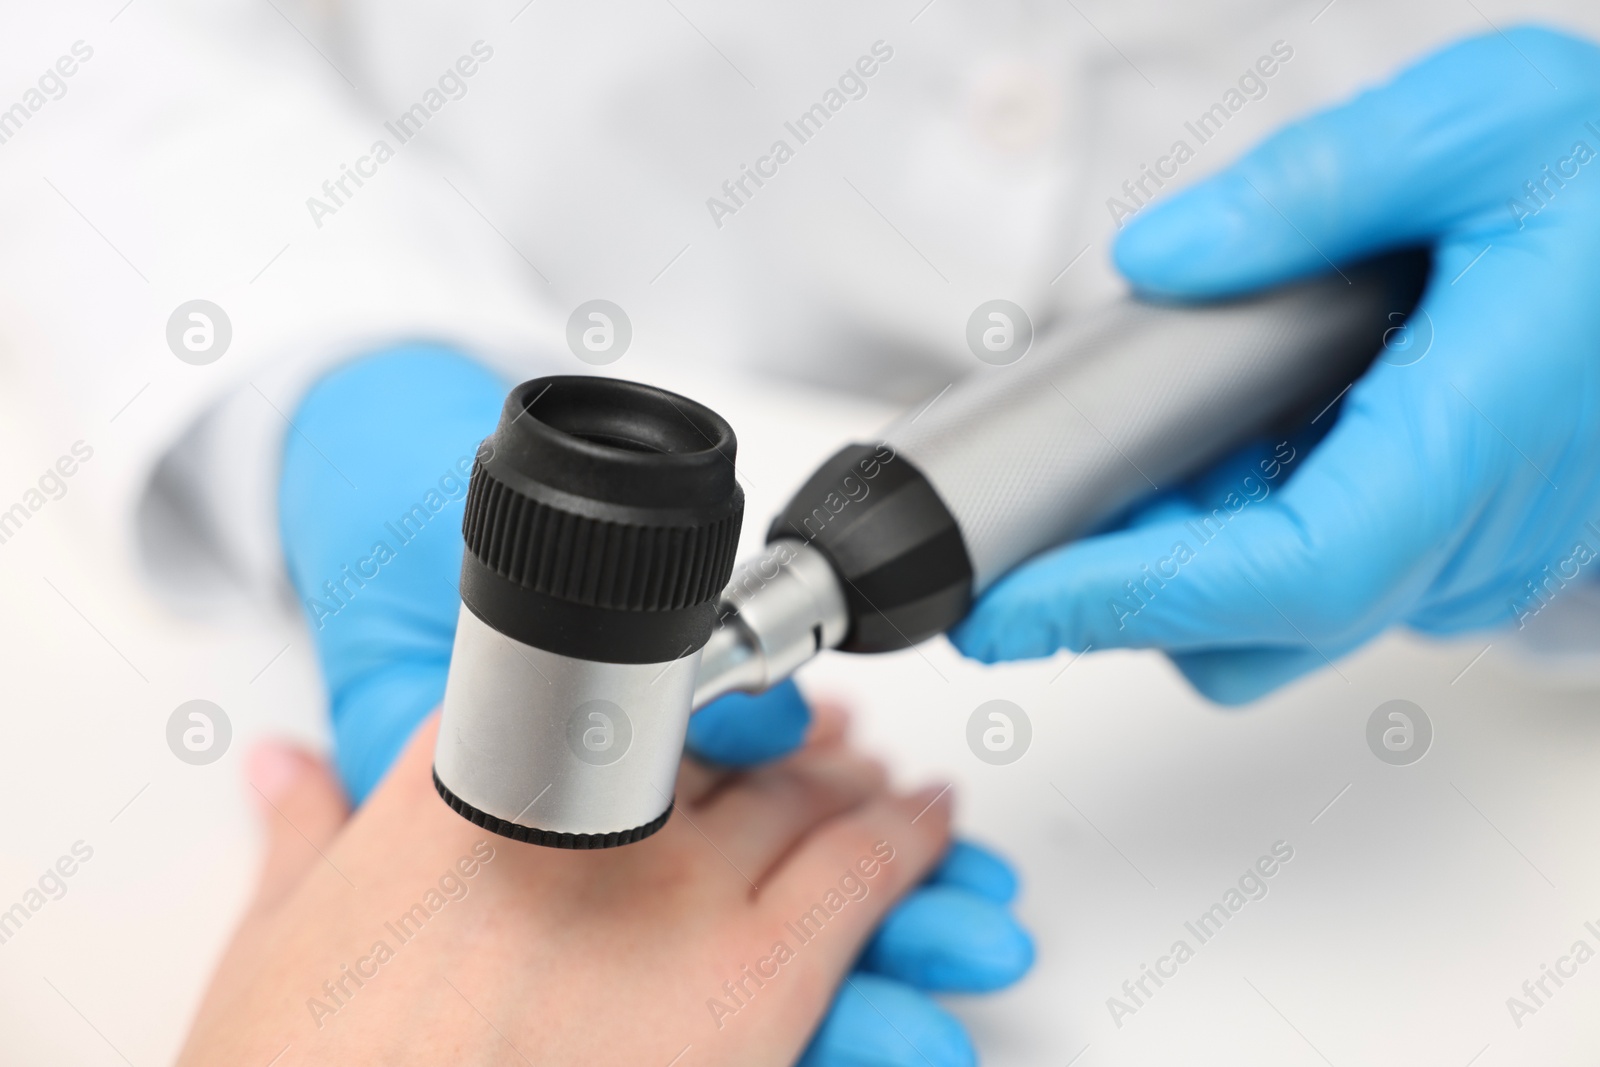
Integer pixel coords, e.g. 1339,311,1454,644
883,255,1427,593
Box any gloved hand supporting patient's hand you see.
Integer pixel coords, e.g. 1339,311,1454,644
279,346,1031,1067
955,26,1600,703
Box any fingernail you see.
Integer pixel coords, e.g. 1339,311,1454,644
247,742,307,806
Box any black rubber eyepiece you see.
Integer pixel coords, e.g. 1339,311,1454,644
459,376,744,663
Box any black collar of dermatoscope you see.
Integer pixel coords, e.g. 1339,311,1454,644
458,376,744,664
768,442,974,653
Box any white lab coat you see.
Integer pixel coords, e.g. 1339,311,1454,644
4,0,1599,643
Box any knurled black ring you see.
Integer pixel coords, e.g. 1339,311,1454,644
462,464,740,612
432,767,673,850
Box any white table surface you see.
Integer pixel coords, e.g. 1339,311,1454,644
2,371,1598,1066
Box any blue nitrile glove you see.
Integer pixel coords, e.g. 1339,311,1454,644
954,26,1600,704
278,346,1031,1067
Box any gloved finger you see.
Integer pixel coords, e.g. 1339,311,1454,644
330,659,450,805
924,839,1018,904
1406,578,1542,636
797,973,976,1067
1114,27,1592,298
244,741,350,913
1168,646,1336,706
950,378,1459,661
1087,436,1308,539
858,885,1034,993
686,678,812,767
1115,436,1306,535
1178,437,1305,513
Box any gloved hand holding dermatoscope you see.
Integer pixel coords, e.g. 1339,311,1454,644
433,253,1427,847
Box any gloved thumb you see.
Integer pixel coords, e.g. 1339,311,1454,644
685,678,813,767
280,345,506,803
245,741,350,911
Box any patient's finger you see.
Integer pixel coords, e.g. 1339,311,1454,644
246,741,350,912
692,747,889,886
755,785,953,986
